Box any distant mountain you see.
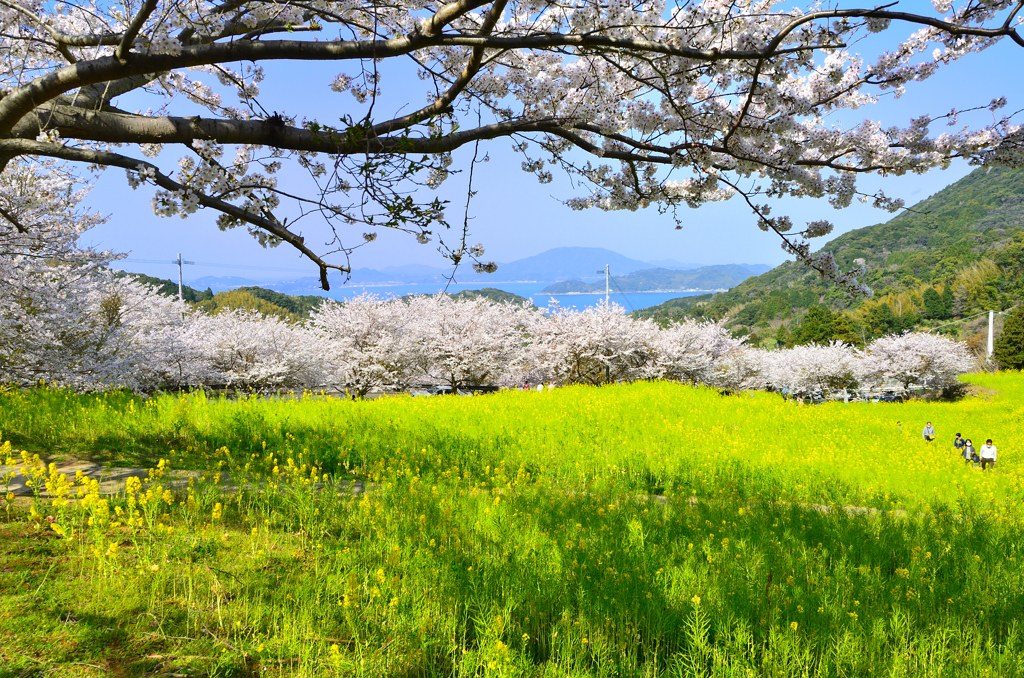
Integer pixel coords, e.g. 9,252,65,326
543,279,597,293
645,258,703,270
183,248,772,294
484,247,655,281
443,288,530,304
543,265,761,293
367,247,718,286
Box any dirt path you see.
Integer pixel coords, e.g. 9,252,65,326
1,460,369,499
2,460,906,519
1,460,202,497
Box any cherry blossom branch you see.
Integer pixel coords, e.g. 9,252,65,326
371,0,509,136
0,203,28,233
0,139,347,289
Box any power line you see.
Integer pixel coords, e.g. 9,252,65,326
925,308,1008,358
610,275,635,313
120,258,314,274
924,310,996,333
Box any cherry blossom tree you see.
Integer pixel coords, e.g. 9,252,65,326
0,159,193,389
2,0,1022,290
181,309,326,391
529,302,660,385
715,347,770,392
762,341,860,396
860,332,975,392
404,294,531,390
309,293,419,397
654,319,744,386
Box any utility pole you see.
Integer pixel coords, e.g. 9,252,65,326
988,310,995,358
173,253,195,301
596,265,609,307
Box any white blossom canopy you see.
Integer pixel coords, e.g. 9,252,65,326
1,0,1023,289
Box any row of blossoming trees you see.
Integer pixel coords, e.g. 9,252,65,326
0,160,974,396
2,282,976,397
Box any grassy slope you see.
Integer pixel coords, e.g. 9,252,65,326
3,376,1024,676
2,378,1024,675
636,166,1024,327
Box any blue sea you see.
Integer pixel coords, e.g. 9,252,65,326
317,281,705,312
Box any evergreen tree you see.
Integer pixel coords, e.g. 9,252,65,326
994,305,1024,370
776,324,791,349
923,287,945,319
793,306,835,345
831,314,861,346
863,303,918,340
941,284,954,319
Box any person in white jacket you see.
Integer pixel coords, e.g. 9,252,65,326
979,439,997,471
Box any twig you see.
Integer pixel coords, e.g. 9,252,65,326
202,626,247,658
141,631,199,642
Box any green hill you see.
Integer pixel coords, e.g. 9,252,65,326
124,274,323,320
117,271,213,303
193,287,325,320
635,166,1024,349
130,273,529,317
448,288,530,304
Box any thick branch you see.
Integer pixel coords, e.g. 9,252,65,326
115,0,159,61
421,0,495,36
0,33,857,136
9,106,569,155
373,0,510,136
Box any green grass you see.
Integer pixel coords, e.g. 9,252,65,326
1,375,1023,676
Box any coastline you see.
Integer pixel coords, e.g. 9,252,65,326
542,288,726,295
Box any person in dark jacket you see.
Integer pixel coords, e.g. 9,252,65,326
963,439,978,465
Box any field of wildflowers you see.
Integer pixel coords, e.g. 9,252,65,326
1,373,1022,676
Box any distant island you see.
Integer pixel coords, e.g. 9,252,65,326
176,248,770,295
541,265,766,294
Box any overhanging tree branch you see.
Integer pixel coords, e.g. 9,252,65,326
0,139,347,289
2,0,1021,292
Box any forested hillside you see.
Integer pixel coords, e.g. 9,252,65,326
636,167,1024,352
129,276,528,320
119,272,212,303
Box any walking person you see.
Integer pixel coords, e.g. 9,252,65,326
963,439,978,465
922,422,936,442
979,439,997,471
953,433,965,453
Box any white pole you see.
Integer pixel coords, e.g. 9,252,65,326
988,310,995,358
605,265,610,307
177,252,184,302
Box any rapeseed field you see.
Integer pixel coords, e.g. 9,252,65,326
0,373,1022,676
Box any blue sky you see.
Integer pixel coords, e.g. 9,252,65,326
82,7,1024,284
